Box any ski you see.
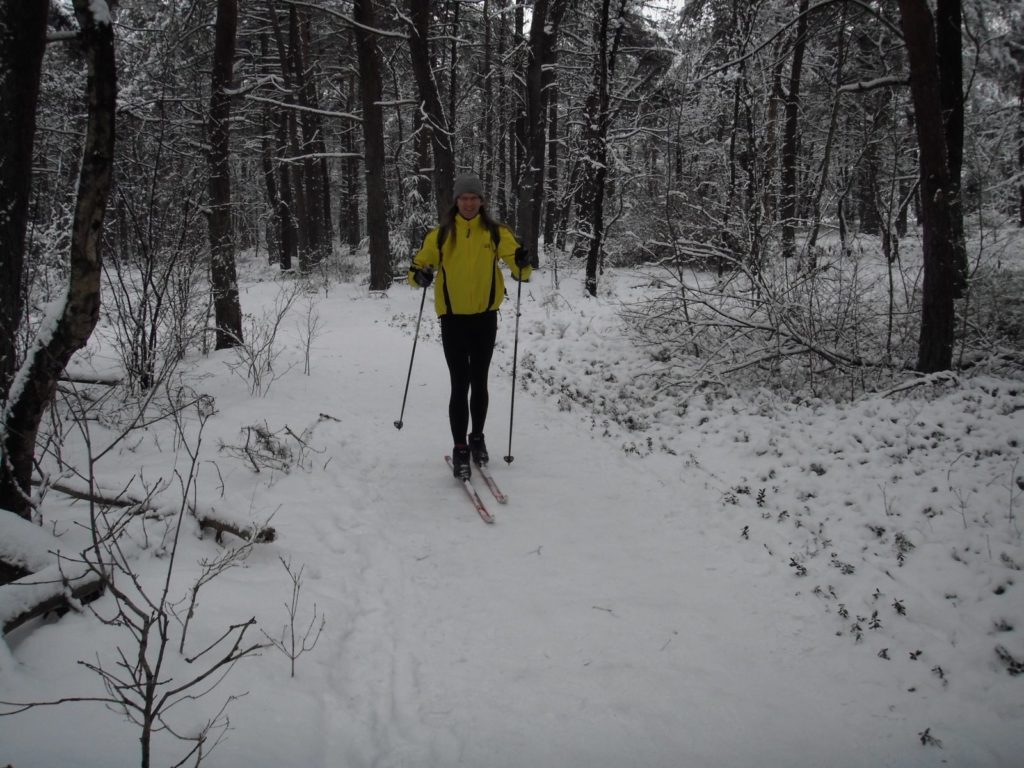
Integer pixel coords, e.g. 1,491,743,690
444,456,495,524
473,462,508,504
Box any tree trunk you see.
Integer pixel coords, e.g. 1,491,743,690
780,0,809,261
516,0,550,252
763,55,785,224
482,0,495,192
574,0,626,297
301,11,334,258
898,0,958,372
413,107,432,205
290,7,319,263
207,0,243,350
258,29,294,270
0,0,48,398
269,0,310,270
260,110,282,265
936,0,967,295
0,0,116,519
275,110,298,271
1019,63,1024,226
807,4,848,261
341,74,362,251
292,7,330,265
409,0,455,215
495,4,510,219
517,0,568,260
353,0,393,290
543,70,561,247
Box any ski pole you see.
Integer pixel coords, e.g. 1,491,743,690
394,284,429,430
503,274,524,463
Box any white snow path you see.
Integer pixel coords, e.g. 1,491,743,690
207,284,974,768
3,278,1017,767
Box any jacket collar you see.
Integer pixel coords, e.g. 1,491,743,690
454,214,480,235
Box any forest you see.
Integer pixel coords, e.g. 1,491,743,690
1,1,1024,764
1,0,1022,541
3,0,1023,477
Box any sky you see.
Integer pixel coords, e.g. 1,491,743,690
1,238,1022,767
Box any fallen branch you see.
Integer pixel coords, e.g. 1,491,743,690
32,477,276,543
60,373,122,386
878,371,959,398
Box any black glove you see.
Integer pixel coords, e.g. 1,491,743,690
514,246,530,269
412,267,433,288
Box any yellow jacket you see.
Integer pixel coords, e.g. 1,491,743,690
408,214,532,316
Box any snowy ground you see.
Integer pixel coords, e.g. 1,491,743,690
1,252,1022,767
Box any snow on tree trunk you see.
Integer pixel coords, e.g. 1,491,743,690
0,0,116,519
409,0,456,218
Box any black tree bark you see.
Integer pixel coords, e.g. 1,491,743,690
207,0,243,350
354,0,393,290
898,0,958,372
936,0,967,295
0,0,48,397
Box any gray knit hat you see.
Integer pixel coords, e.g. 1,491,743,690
452,173,485,202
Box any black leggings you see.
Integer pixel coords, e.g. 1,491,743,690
440,311,498,445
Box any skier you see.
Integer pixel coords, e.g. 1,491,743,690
407,172,532,480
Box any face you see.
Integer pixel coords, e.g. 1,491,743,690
456,193,482,220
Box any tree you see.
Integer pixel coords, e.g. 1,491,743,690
295,8,334,264
0,0,48,398
268,0,311,271
573,0,629,297
517,0,568,260
353,0,392,290
408,0,456,216
897,0,959,372
208,0,244,350
0,0,116,518
935,0,967,294
780,0,810,262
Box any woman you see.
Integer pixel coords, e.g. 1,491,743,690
408,173,532,480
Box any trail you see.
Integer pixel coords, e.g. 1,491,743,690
214,283,947,768
5,276,1012,767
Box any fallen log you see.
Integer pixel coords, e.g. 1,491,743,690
0,515,105,635
1,561,105,635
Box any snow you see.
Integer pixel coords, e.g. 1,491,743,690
1,253,1022,767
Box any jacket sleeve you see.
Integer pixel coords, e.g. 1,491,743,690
497,225,532,283
408,227,441,287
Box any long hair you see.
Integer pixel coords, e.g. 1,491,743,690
440,202,502,230
438,202,507,249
